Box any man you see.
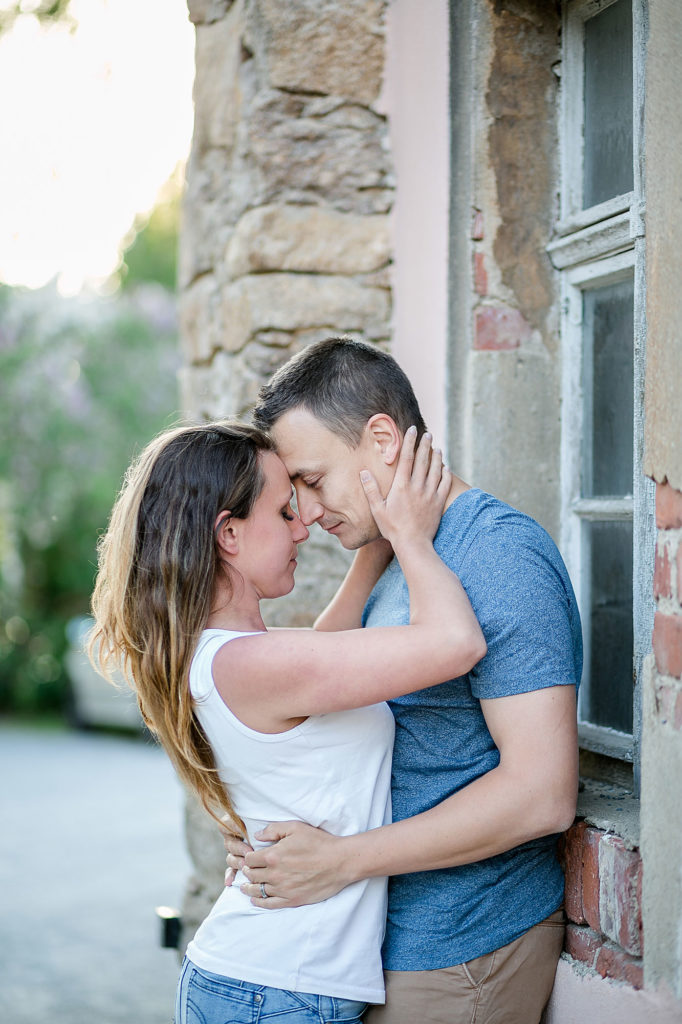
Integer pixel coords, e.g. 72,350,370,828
225,336,581,1024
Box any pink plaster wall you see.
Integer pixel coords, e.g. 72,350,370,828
380,0,450,450
543,959,681,1024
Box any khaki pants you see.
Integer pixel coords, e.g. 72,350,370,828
364,909,565,1024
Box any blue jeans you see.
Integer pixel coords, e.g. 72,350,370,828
175,957,369,1024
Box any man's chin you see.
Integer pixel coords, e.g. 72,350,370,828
331,526,380,551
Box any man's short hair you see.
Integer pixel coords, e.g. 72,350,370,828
252,336,427,447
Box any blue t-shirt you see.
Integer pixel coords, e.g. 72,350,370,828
362,488,582,970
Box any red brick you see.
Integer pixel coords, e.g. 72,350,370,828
474,305,531,351
562,821,587,924
654,545,672,600
582,828,601,933
471,210,484,240
598,835,643,956
596,942,644,990
652,611,682,678
656,480,682,529
473,252,488,296
565,924,601,967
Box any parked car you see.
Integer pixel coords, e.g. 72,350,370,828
65,616,142,730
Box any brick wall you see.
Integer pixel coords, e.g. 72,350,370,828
652,482,682,695
560,823,643,990
559,480,682,997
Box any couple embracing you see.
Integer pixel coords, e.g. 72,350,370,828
92,337,581,1024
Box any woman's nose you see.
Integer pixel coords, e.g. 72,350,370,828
292,514,309,543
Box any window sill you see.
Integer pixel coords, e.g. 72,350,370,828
576,776,640,849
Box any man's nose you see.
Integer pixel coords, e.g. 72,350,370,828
296,491,324,527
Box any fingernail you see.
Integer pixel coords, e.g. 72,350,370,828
424,432,432,442
407,425,417,435
360,470,371,483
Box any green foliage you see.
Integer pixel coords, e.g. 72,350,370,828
119,170,182,292
0,0,75,36
0,281,180,713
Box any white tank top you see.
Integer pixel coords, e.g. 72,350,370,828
184,629,395,1003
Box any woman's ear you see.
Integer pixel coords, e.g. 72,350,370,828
214,511,239,556
365,414,401,466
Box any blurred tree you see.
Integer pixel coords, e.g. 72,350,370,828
0,0,75,35
0,274,180,715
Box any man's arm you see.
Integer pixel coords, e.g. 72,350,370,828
234,683,578,908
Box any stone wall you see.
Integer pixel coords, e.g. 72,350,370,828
178,0,393,942
449,0,562,541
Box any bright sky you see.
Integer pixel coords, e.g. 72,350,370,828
0,0,195,295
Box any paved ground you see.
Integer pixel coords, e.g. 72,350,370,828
0,721,192,1024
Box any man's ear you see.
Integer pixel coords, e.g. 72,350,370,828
365,414,401,466
214,512,239,557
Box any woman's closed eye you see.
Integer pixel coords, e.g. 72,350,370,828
281,506,295,521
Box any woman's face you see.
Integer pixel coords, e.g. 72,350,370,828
234,451,309,600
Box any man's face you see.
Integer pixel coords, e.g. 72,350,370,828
271,407,384,550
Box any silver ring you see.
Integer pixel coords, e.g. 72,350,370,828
260,882,268,899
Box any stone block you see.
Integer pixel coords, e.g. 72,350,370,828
246,92,392,215
193,8,244,154
179,148,238,287
187,0,233,25
226,205,391,278
180,274,222,363
247,0,385,105
220,273,390,353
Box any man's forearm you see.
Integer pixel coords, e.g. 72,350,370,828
339,762,576,885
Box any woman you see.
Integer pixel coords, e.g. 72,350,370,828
90,420,485,1024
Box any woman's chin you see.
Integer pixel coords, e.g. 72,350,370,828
262,575,297,600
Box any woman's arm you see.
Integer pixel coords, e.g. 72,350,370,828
313,539,393,632
213,431,486,730
229,684,578,906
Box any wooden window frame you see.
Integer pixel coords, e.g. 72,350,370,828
548,0,654,781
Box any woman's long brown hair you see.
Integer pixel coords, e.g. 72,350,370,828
89,421,275,832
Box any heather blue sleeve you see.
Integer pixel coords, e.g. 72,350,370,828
458,520,582,700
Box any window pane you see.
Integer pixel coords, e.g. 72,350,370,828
583,279,634,497
585,519,633,733
583,0,633,208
